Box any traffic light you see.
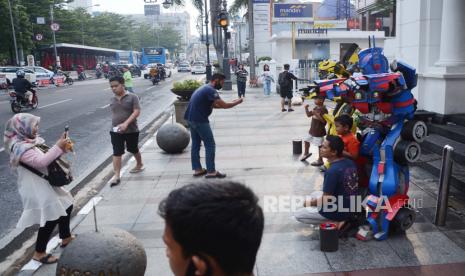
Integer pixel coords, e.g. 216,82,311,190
218,12,229,28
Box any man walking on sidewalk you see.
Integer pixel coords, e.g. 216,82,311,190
184,73,243,178
108,76,144,187
122,65,134,93
278,64,298,112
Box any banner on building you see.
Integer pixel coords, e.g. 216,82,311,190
313,20,347,29
273,3,313,22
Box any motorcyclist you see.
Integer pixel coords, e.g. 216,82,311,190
95,64,103,79
77,65,86,80
12,70,34,105
149,65,159,85
103,63,110,78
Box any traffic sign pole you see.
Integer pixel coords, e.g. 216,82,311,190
50,4,59,68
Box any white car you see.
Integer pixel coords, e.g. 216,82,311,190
191,61,206,74
178,63,191,72
24,66,55,79
0,67,37,86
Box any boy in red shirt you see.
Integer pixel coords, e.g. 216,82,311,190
334,114,359,160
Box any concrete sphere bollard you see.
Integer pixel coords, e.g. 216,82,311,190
56,228,147,276
156,123,190,153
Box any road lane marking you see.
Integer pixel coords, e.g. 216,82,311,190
145,86,156,91
100,104,110,109
0,147,4,153
104,87,111,91
39,99,72,109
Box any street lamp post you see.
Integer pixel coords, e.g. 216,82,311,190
81,4,100,45
50,4,59,68
7,0,19,65
218,0,232,90
204,0,212,82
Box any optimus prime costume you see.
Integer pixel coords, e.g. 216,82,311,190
306,37,428,240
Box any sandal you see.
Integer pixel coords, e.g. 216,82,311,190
193,169,207,177
129,166,145,173
205,172,227,179
60,234,77,248
300,153,312,162
33,254,58,264
311,161,324,167
110,178,121,187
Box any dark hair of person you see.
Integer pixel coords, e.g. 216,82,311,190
263,64,269,71
211,73,226,81
158,181,264,274
334,114,353,130
326,135,344,157
284,64,290,70
109,76,125,84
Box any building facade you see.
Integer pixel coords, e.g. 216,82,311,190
68,0,93,10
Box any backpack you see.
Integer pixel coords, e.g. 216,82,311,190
20,145,73,187
278,72,291,88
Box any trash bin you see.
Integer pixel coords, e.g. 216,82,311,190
293,139,302,155
320,222,338,252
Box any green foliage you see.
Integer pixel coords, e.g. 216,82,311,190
172,79,203,91
257,56,272,62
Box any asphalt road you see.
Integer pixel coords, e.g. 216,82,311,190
0,72,202,240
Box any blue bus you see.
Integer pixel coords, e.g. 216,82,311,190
141,47,169,65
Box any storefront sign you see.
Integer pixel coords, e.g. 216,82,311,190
314,20,347,29
298,28,328,35
273,3,313,22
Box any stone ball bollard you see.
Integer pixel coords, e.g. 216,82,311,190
56,228,147,276
156,123,190,153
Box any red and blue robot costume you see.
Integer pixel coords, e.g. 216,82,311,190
310,37,428,240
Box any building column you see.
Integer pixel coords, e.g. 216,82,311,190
435,0,465,67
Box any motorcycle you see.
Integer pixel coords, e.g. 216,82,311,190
63,72,74,85
9,89,38,113
96,68,103,79
78,72,87,81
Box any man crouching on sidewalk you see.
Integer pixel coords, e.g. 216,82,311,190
294,135,359,229
159,181,264,276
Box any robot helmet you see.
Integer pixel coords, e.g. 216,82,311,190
16,70,25,77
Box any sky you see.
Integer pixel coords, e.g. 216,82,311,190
92,0,201,36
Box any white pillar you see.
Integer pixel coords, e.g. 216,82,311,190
436,0,465,67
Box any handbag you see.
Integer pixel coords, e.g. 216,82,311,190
20,145,73,187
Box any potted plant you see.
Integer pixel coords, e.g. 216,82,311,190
171,79,203,100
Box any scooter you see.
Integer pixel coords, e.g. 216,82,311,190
9,89,38,113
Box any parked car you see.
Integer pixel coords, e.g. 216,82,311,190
116,64,141,77
178,63,191,72
0,66,37,86
23,66,55,79
191,61,206,74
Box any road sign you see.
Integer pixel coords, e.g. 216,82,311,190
35,33,43,41
273,3,313,22
144,4,160,16
37,17,45,24
51,23,60,31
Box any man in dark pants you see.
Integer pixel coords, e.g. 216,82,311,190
184,73,243,178
108,76,144,187
278,64,298,112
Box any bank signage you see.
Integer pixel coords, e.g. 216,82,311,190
273,3,313,22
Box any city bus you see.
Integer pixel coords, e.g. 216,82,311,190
141,47,170,65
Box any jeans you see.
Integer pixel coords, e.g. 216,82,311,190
188,121,216,173
263,80,271,96
237,81,246,97
126,87,134,93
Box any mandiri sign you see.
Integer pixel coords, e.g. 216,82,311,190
273,3,313,22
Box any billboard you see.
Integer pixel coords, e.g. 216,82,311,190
273,3,313,22
144,4,160,16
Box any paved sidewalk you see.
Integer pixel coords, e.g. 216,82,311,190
30,87,465,275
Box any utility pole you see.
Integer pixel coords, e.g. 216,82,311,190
247,0,255,79
219,0,232,90
50,4,59,67
7,0,19,65
204,0,212,82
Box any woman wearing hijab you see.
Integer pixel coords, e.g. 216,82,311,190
3,113,74,264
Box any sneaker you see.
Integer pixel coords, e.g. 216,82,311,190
281,108,287,112
288,108,294,112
